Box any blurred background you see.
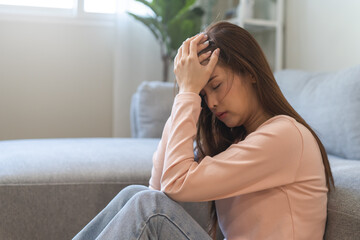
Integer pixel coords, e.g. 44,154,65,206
0,0,359,140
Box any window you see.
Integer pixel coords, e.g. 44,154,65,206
0,0,74,9
84,0,116,14
0,0,151,18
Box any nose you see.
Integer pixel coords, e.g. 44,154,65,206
206,95,218,111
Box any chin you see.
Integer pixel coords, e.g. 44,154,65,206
223,121,237,128
222,118,243,128
219,115,242,128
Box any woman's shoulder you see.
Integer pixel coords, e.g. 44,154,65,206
256,115,301,134
244,115,304,147
229,115,304,164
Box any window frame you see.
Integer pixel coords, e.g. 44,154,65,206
0,0,117,24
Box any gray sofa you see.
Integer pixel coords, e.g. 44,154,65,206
1,65,359,240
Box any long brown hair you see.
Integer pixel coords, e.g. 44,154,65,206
195,21,335,240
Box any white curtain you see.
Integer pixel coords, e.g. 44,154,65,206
112,0,170,137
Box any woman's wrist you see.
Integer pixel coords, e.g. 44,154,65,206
175,91,202,103
179,87,200,94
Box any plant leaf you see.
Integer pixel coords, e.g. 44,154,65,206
168,0,197,25
152,0,193,24
128,0,205,62
167,6,205,58
126,12,162,42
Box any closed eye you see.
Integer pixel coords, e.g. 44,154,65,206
213,83,221,90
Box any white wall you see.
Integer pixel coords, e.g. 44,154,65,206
0,13,164,140
112,16,164,137
285,0,360,71
0,18,115,140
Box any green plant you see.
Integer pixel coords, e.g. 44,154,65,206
127,0,204,82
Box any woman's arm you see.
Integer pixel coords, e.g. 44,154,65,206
150,34,212,190
160,93,303,202
148,117,171,190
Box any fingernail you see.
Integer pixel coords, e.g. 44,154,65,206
204,41,209,45
207,50,211,54
215,48,220,55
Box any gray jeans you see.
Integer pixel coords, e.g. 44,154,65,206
72,185,212,240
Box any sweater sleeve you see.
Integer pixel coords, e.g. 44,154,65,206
148,117,171,190
160,92,303,202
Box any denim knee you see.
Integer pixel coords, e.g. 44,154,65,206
120,185,149,198
131,189,168,203
110,185,149,208
130,190,177,214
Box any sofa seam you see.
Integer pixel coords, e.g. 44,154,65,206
0,181,149,186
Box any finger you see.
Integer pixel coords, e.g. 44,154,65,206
190,33,207,57
175,46,182,65
200,59,209,66
182,38,191,56
197,40,209,54
182,33,201,56
180,33,205,58
198,50,211,63
197,33,208,45
206,48,220,71
190,34,201,41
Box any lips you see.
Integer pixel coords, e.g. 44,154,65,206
215,111,227,119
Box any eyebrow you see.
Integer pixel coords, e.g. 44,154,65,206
208,75,217,83
200,75,218,96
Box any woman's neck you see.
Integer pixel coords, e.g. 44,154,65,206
245,111,272,135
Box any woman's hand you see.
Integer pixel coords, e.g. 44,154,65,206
174,33,220,94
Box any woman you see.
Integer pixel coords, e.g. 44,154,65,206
73,21,334,240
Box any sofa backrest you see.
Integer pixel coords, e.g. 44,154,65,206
131,81,175,138
274,65,360,160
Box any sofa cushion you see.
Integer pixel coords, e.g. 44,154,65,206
274,65,360,160
131,81,175,138
0,138,160,240
0,138,159,184
325,154,360,239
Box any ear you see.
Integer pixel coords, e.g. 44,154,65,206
250,75,256,84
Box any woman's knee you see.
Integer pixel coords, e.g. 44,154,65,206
120,184,149,196
132,189,169,203
130,190,180,214
112,185,149,207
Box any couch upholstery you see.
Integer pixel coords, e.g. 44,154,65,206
1,65,359,240
0,138,159,240
274,66,360,160
325,155,360,239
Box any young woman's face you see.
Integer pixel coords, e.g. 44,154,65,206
200,65,266,131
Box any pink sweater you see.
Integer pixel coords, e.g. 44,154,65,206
149,92,328,240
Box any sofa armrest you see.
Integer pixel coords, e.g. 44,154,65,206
0,138,159,240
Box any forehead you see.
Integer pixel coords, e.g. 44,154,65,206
208,65,234,83
210,64,228,78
